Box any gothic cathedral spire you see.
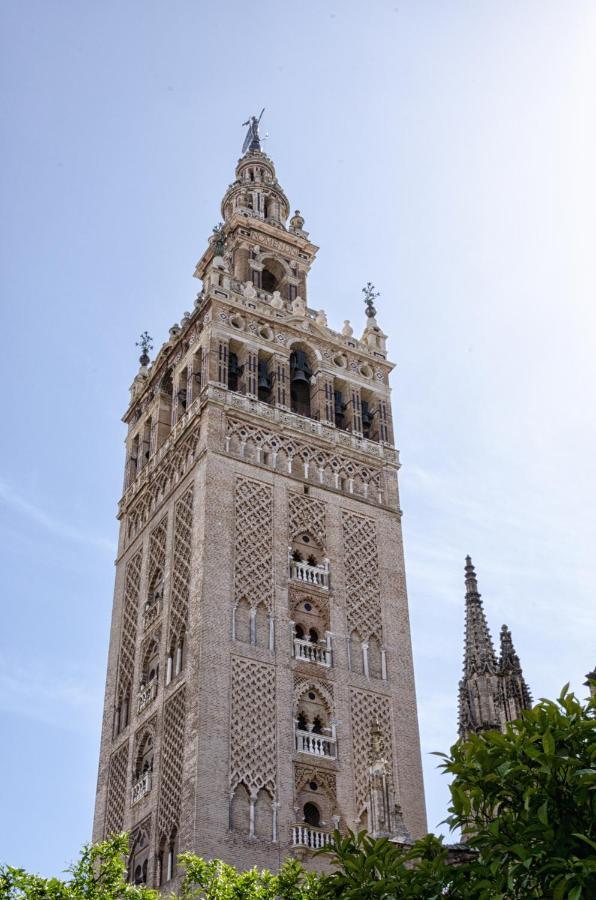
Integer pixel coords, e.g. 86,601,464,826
458,557,531,740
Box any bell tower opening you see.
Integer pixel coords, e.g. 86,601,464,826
290,347,313,418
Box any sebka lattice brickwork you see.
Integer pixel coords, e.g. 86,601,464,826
92,119,427,886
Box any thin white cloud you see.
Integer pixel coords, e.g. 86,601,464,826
0,479,116,556
0,655,102,733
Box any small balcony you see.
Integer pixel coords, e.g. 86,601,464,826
137,679,157,714
291,824,332,850
289,558,329,590
131,770,152,805
142,598,161,631
295,726,337,759
294,637,332,667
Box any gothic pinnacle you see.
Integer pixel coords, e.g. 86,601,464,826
499,624,523,675
462,556,497,676
464,554,480,598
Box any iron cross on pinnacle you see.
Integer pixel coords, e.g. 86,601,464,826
136,331,153,366
362,282,380,318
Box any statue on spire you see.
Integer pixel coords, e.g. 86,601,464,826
242,108,265,154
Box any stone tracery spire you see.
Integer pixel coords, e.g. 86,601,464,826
462,556,497,676
498,624,532,719
458,557,531,739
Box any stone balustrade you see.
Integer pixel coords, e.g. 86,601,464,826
137,679,157,714
294,637,332,667
291,824,332,849
142,599,161,631
131,770,152,805
289,558,329,590
295,727,337,759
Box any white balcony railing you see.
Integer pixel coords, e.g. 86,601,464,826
289,558,329,590
142,599,161,631
294,637,332,667
137,679,157,714
291,825,332,849
131,770,152,805
295,727,337,759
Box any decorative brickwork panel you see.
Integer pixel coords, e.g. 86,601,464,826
350,689,393,814
125,420,200,543
104,740,129,836
294,764,336,798
288,491,326,546
167,486,194,647
342,511,382,641
157,687,186,837
230,656,276,795
116,550,143,701
234,477,273,611
148,515,167,587
225,417,384,499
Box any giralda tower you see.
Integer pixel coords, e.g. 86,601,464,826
92,116,427,884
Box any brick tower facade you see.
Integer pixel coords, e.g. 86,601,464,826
92,119,427,885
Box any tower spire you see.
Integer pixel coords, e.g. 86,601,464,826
458,556,499,738
498,624,532,718
462,556,497,676
458,557,532,739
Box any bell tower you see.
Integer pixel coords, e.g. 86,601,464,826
92,115,427,885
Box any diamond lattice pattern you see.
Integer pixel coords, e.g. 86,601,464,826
342,511,382,640
104,740,129,837
157,686,186,837
230,656,276,795
168,486,194,647
234,477,273,611
116,551,143,700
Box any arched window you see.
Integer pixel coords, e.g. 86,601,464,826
255,602,268,648
290,349,313,418
228,351,242,392
129,829,149,885
231,783,251,834
234,598,251,643
350,630,364,675
304,802,321,827
257,353,272,403
295,623,305,640
166,830,177,882
368,634,383,679
308,627,319,644
135,734,154,780
254,789,273,840
262,267,277,293
114,687,130,736
142,637,160,687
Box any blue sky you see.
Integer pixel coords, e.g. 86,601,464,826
1,0,595,876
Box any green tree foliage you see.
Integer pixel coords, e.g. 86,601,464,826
314,829,459,899
177,853,320,899
0,834,158,900
2,686,593,899
437,685,596,899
